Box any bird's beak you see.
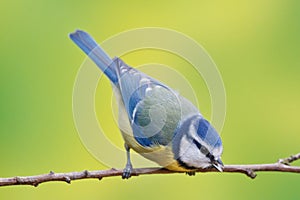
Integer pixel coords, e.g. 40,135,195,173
212,158,224,172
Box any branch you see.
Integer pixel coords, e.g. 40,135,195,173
1,153,300,187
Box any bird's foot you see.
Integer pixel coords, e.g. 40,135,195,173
186,171,196,176
122,164,133,179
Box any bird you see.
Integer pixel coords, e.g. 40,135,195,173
69,30,224,179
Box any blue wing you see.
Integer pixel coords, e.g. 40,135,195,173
113,58,189,147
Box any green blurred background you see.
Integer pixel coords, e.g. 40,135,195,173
1,0,300,199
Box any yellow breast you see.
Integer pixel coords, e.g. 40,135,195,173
121,131,192,172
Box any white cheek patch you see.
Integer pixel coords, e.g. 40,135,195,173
179,135,209,169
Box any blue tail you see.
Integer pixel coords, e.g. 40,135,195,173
69,30,118,83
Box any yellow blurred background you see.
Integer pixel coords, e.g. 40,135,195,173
1,0,300,199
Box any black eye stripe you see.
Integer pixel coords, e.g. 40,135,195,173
192,139,202,149
206,152,215,161
192,139,215,161
192,139,207,155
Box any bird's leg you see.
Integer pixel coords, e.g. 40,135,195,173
122,143,133,179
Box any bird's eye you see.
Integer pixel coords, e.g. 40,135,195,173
192,139,215,161
192,139,209,155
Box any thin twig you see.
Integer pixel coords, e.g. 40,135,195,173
278,153,300,165
1,153,300,187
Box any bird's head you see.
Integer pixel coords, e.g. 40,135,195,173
173,115,224,171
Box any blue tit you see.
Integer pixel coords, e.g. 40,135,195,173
70,30,224,179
